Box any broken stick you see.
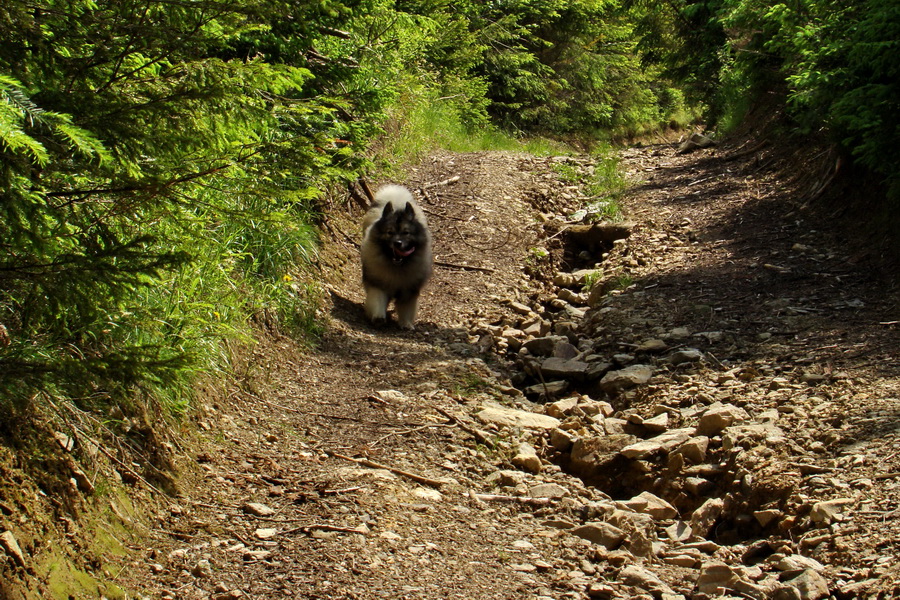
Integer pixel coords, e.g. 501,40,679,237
326,450,445,489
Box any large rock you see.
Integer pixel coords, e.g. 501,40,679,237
549,427,578,452
512,442,542,473
696,561,742,595
809,497,854,525
619,564,675,597
566,222,633,251
622,491,678,520
599,364,653,394
697,402,750,436
540,357,590,381
690,497,724,537
523,335,568,357
476,403,561,430
780,569,830,600
571,522,626,549
570,434,637,477
0,530,25,568
620,427,695,459
524,380,569,399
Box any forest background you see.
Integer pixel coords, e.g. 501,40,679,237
1,0,897,417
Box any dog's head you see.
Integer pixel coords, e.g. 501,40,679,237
375,202,426,263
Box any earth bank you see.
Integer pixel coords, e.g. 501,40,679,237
2,138,898,599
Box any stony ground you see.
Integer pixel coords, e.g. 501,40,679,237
104,139,900,600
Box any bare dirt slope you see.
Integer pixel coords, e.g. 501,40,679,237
113,141,899,600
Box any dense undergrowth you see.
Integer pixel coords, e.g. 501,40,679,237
1,0,897,428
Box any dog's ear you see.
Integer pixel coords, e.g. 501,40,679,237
381,202,394,219
403,202,415,216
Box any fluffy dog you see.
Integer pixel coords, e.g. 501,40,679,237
360,185,432,329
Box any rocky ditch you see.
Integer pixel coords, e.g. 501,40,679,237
450,273,888,599
440,151,897,599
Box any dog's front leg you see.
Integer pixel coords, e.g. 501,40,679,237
394,292,420,330
364,286,390,326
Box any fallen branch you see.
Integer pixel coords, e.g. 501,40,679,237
434,260,495,273
281,523,370,536
433,406,494,448
325,450,445,488
468,491,556,506
424,175,460,188
370,422,454,449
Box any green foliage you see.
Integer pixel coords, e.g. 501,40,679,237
635,0,900,203
0,0,368,406
467,0,689,135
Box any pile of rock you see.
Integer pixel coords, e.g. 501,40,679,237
472,401,846,600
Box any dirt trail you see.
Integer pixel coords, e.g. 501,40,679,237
117,143,899,600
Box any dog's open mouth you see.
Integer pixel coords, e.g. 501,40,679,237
393,246,416,259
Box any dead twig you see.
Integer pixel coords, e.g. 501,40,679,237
325,450,445,489
423,175,460,188
369,422,454,449
434,260,495,274
433,406,494,448
452,223,513,251
280,523,370,536
468,491,556,506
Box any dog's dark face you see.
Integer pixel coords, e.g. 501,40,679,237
373,202,427,264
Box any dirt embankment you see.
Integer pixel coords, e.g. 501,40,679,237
2,139,898,600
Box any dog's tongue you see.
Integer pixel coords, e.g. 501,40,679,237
394,246,416,258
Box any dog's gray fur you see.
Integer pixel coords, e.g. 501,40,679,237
360,185,432,329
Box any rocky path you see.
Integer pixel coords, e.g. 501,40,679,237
119,142,899,600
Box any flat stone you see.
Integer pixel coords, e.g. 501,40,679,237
512,442,542,473
674,436,709,463
546,396,579,418
487,470,526,487
664,521,693,542
684,477,715,496
637,339,668,353
374,389,408,403
619,564,674,596
774,554,826,572
529,483,569,499
540,357,590,380
477,403,561,430
549,427,578,452
571,522,626,549
0,530,26,568
599,364,653,394
571,434,637,477
523,335,567,357
696,561,741,595
620,428,694,459
697,402,750,436
243,502,276,517
722,422,787,449
690,497,724,537
781,569,829,600
642,412,669,433
524,380,569,398
552,339,580,358
508,301,533,315
669,348,704,365
254,528,278,540
754,509,782,527
622,491,678,520
809,497,854,524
